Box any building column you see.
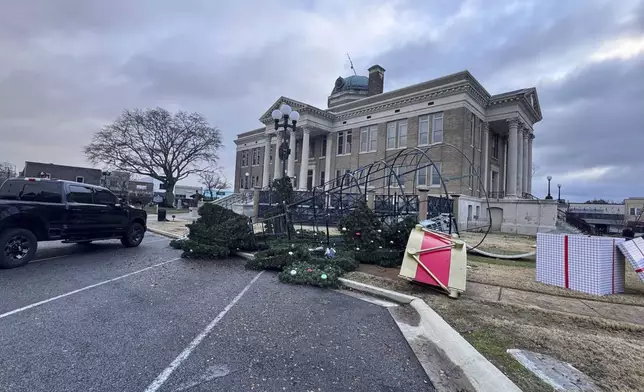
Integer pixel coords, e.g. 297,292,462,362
324,134,332,190
287,131,296,178
273,132,282,180
516,122,524,197
483,122,490,193
298,128,311,190
528,133,534,194
522,128,530,195
262,134,272,188
506,118,519,198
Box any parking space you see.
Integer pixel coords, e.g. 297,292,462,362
0,234,433,392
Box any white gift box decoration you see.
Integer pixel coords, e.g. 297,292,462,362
616,237,644,282
536,233,625,295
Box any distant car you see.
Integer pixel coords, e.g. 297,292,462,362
0,178,147,269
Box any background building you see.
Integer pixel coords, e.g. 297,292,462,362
21,161,102,185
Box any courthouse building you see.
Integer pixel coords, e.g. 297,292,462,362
233,65,556,234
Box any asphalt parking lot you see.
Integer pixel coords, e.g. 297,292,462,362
0,233,433,392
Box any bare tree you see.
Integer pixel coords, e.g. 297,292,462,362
200,170,229,200
0,162,16,185
532,163,540,176
84,108,222,206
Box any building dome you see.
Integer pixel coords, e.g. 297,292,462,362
332,75,369,94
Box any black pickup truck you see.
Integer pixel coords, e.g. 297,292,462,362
0,178,147,269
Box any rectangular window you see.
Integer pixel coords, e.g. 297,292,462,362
337,131,352,154
491,170,499,192
94,189,118,205
388,167,407,188
346,131,352,154
432,113,443,143
359,126,378,152
337,132,344,155
419,116,429,146
478,122,483,151
430,163,442,186
360,127,368,152
369,126,377,151
67,185,94,204
251,148,260,166
417,166,428,186
386,123,396,149
241,151,249,167
321,137,327,157
492,134,499,159
475,205,480,218
309,140,315,158
386,120,408,149
468,205,473,220
470,114,475,147
6,182,62,203
319,171,325,187
75,176,84,183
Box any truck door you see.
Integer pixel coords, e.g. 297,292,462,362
65,184,100,238
93,188,128,236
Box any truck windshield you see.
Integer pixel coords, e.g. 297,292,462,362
0,180,62,203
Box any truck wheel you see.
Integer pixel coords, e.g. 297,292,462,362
121,223,145,248
0,229,38,269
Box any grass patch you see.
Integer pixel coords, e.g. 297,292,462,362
464,329,552,392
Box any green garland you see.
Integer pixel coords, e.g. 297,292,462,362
278,262,341,288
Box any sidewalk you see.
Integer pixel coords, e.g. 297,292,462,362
466,281,644,325
146,218,189,238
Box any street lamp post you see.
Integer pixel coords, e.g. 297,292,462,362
557,184,562,202
244,172,249,189
545,176,553,199
271,104,300,180
102,171,111,187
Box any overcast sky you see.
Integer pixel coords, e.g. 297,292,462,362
0,0,642,202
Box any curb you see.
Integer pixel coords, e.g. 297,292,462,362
339,278,521,392
338,277,416,304
147,227,184,240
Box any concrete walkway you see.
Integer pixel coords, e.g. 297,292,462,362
466,281,644,325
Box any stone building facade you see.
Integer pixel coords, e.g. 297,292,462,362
234,65,542,203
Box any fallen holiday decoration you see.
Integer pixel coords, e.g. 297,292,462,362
399,224,467,298
536,233,626,295
616,236,644,282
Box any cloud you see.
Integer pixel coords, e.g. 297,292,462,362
0,0,642,202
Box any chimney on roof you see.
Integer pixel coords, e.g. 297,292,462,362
367,65,385,96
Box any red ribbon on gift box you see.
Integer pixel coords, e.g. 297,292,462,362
564,235,569,289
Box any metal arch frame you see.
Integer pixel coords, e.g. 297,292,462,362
420,142,492,250
364,159,406,198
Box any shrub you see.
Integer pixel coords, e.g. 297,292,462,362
245,246,310,271
354,248,403,268
337,199,384,252
183,203,260,257
180,239,230,259
278,262,342,288
310,255,358,272
382,216,417,251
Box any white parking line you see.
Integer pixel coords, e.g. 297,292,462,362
143,271,264,392
0,258,180,320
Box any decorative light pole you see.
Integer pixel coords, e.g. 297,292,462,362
557,184,562,202
244,172,249,189
545,176,553,199
271,104,300,179
101,170,111,187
